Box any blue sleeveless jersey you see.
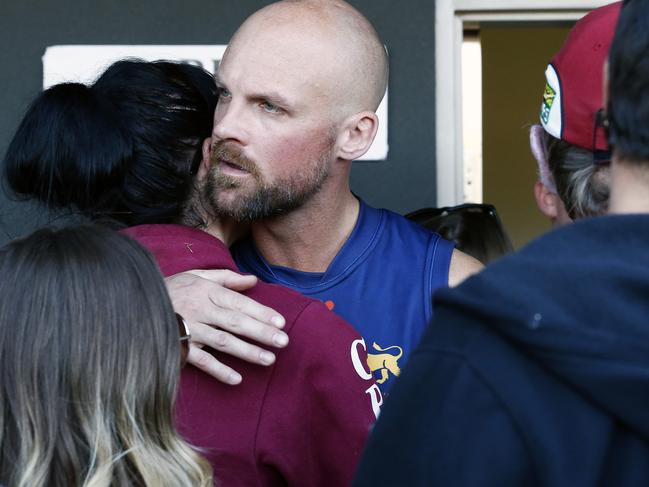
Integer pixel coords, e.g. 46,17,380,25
233,200,454,394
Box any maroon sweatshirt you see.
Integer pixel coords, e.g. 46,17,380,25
122,224,378,487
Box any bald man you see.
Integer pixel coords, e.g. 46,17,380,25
170,0,481,393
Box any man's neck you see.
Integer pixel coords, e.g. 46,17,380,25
250,186,360,273
182,187,245,246
204,218,245,247
609,157,649,214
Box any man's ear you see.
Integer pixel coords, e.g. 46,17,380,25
534,180,559,220
336,111,379,161
198,137,212,181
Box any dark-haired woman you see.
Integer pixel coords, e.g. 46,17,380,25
2,59,377,487
0,224,213,487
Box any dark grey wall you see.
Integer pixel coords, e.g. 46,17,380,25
0,0,437,244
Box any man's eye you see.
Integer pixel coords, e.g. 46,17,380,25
219,88,231,99
260,101,281,113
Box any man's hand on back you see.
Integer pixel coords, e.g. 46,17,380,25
166,269,289,385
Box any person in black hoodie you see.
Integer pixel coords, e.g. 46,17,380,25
353,1,649,486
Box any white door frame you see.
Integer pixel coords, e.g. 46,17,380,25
435,0,613,206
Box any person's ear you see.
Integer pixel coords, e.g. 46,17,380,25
335,111,379,161
534,180,559,220
198,137,212,181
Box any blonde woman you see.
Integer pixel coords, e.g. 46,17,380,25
0,225,212,487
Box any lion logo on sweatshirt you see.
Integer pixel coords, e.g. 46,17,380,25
366,342,403,385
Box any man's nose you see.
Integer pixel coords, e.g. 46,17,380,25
212,101,247,144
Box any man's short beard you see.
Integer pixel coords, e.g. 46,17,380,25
205,142,331,222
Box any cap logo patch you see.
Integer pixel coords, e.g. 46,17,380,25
540,82,556,125
539,64,562,139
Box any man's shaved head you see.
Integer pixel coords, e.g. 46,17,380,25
224,0,389,117
209,0,387,220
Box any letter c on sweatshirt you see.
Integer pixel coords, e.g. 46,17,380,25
351,338,373,380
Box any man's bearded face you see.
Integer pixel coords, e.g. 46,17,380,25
205,140,331,221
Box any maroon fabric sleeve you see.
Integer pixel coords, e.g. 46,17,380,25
255,301,378,486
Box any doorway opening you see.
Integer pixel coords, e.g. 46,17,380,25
436,0,609,247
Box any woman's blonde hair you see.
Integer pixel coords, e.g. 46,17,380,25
0,225,212,487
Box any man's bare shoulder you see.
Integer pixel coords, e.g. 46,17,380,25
448,249,484,287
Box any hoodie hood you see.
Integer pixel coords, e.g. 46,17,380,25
434,213,649,440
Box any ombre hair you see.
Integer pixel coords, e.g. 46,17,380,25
0,225,212,487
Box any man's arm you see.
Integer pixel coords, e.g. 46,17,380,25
448,249,483,287
166,269,289,385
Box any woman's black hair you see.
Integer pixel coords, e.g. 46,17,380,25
3,83,133,214
3,59,218,226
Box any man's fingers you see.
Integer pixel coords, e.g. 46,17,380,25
166,271,286,329
207,283,286,329
218,273,259,292
187,344,243,385
166,270,290,384
189,320,288,363
186,269,258,291
211,308,289,347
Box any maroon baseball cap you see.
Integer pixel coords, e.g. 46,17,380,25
539,2,621,152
